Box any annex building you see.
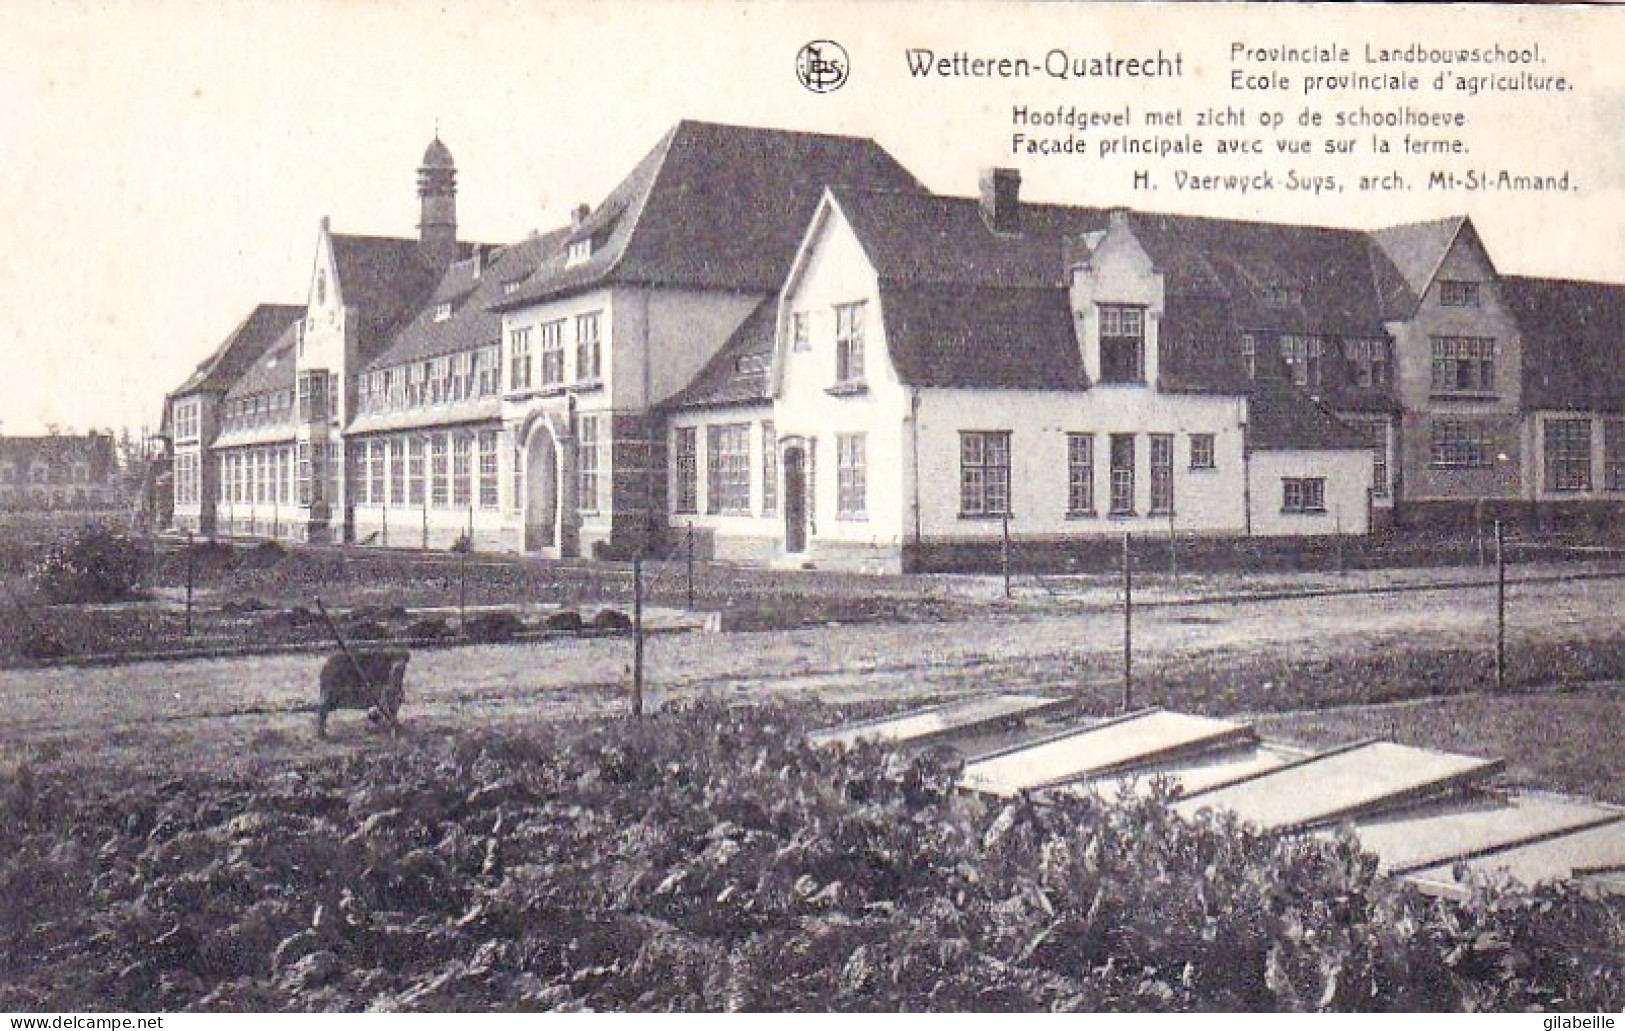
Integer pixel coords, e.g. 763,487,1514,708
163,121,1625,572
0,432,121,512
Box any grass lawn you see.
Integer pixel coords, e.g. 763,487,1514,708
1255,684,1625,806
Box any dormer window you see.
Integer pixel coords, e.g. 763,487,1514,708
1098,304,1145,384
503,280,523,296
1263,285,1301,308
566,238,592,267
1346,337,1392,389
433,301,452,322
1280,334,1326,388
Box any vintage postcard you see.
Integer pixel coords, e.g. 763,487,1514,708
0,0,1622,1016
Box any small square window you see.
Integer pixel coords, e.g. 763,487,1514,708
1189,434,1215,470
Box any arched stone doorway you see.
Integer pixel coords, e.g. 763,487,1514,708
525,421,560,552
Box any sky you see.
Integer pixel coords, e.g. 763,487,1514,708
1,1,1620,437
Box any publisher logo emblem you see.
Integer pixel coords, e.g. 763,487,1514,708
797,40,849,93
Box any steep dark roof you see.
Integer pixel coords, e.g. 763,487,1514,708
171,304,303,396
1248,379,1372,452
830,188,1106,288
663,298,778,409
330,234,455,361
365,232,568,372
1157,292,1250,395
1504,275,1625,410
825,190,1403,403
878,283,1084,390
494,120,924,308
1127,211,1392,338
225,320,300,399
0,433,119,481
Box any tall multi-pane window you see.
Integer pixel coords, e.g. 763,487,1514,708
959,431,1011,516
326,441,341,507
431,435,450,507
674,427,698,514
706,424,751,514
389,438,405,505
1098,305,1145,383
509,327,532,391
1109,434,1136,515
836,434,866,518
477,346,500,396
1544,418,1592,492
1280,335,1326,388
791,312,809,352
368,440,385,505
1606,421,1625,493
452,353,471,403
576,312,602,383
346,444,364,508
761,422,778,514
577,415,601,513
1430,420,1494,469
296,443,311,506
1431,337,1496,394
1240,334,1256,381
452,434,473,508
1067,433,1094,515
1346,338,1392,389
539,320,565,386
478,430,500,509
408,437,426,506
1149,434,1174,515
835,302,866,385
511,447,524,515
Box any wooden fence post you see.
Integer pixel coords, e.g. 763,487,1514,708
1495,520,1506,690
632,552,645,718
1122,531,1133,712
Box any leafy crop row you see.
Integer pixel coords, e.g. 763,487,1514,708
0,703,1620,1011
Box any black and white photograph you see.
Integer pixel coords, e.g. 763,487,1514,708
1,0,1622,1015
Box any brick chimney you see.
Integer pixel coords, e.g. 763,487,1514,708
979,168,1022,234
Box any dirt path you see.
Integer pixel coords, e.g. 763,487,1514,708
4,573,1622,779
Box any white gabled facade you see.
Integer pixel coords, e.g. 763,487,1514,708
672,189,1372,572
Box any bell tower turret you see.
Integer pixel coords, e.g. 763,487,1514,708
417,133,458,267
